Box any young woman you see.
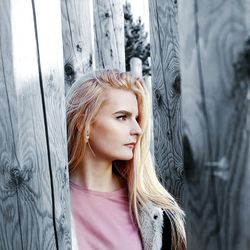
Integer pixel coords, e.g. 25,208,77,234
66,69,186,250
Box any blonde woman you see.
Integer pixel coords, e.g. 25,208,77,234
66,69,186,250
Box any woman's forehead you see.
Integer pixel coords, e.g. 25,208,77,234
105,89,137,104
101,89,139,113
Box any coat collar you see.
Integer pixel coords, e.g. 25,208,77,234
138,202,164,250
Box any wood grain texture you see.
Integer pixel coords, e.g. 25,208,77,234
130,57,143,78
0,0,71,249
179,0,250,249
61,0,94,91
93,0,125,70
0,2,21,249
149,0,184,202
33,0,71,248
0,0,56,249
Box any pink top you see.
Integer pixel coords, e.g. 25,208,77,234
70,182,143,250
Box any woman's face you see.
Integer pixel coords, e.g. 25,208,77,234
89,88,142,161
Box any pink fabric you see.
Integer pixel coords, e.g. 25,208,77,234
70,182,143,250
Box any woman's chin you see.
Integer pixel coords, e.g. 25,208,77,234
115,153,134,161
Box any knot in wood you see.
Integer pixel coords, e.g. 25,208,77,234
9,167,31,186
155,89,162,105
10,168,23,185
64,63,74,77
166,130,172,140
173,75,181,94
76,43,82,53
105,31,110,38
89,54,93,67
105,12,111,18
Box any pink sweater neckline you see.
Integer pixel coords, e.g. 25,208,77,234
69,180,128,197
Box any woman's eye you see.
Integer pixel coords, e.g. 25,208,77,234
116,115,127,121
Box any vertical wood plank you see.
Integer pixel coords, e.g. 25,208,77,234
130,57,143,78
0,2,22,249
93,0,126,70
0,0,71,249
61,0,94,90
179,0,250,249
0,0,57,248
149,0,183,202
32,0,71,248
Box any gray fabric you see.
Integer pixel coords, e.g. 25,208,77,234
138,202,164,250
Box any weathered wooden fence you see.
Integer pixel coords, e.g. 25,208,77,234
148,0,184,203
93,0,125,70
1,0,250,249
178,0,250,250
61,0,94,90
0,0,71,249
149,0,250,249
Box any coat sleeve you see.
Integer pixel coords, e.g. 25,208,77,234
161,211,172,250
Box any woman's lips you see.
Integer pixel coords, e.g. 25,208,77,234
125,143,135,148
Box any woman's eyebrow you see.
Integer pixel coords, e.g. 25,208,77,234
113,110,138,118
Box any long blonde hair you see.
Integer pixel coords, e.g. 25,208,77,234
66,69,186,249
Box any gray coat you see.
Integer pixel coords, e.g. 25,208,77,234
71,202,166,250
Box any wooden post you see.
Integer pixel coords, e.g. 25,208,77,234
93,0,125,70
61,0,94,92
148,0,183,202
179,0,250,249
0,0,71,249
130,57,143,78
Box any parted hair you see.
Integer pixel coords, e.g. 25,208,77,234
66,69,186,249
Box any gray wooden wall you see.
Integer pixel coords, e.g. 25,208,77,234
0,0,71,249
61,0,94,89
93,0,125,71
149,0,250,249
149,0,184,203
61,0,126,92
178,0,250,249
1,0,249,249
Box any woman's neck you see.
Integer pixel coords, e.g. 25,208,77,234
69,159,125,192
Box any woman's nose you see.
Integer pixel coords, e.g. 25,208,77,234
130,121,142,136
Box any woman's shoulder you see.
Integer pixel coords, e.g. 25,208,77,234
138,202,172,250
